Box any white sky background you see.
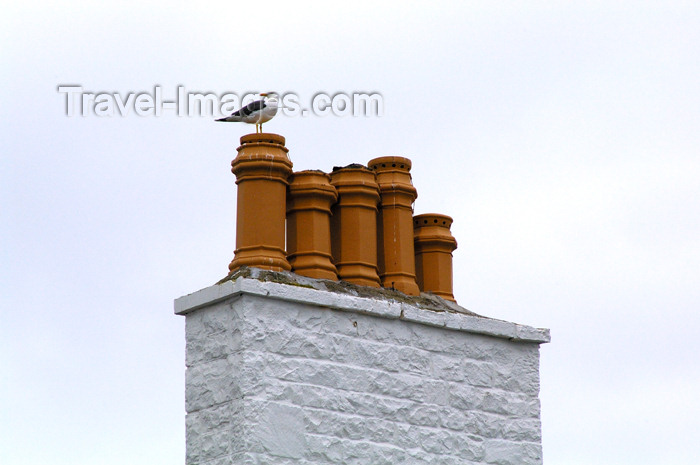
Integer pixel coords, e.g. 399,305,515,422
2,1,699,464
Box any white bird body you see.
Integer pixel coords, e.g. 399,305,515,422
216,92,279,132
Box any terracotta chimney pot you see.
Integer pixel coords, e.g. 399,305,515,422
287,170,339,280
368,156,420,296
413,213,458,301
229,133,293,272
329,165,381,288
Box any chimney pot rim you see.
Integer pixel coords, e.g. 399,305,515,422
239,132,286,146
413,213,454,228
368,156,412,172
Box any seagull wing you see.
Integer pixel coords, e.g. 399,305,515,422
238,99,266,117
215,97,267,122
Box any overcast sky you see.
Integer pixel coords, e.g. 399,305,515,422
2,1,699,464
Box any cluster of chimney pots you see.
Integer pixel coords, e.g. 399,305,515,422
228,133,459,302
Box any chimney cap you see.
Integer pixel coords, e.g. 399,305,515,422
414,213,454,229
239,132,286,146
368,156,412,171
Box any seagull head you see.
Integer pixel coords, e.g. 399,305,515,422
260,92,278,99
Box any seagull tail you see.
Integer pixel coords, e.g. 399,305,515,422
216,115,245,122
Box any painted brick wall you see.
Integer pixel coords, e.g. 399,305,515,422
178,275,549,465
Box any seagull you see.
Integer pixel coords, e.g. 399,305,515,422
216,92,279,133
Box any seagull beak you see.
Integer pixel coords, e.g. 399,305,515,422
260,93,268,97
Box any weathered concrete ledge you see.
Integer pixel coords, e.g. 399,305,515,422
175,267,550,344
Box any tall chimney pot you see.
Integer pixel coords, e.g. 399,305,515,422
329,165,381,287
413,213,458,302
229,133,293,272
369,156,420,296
287,170,338,280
